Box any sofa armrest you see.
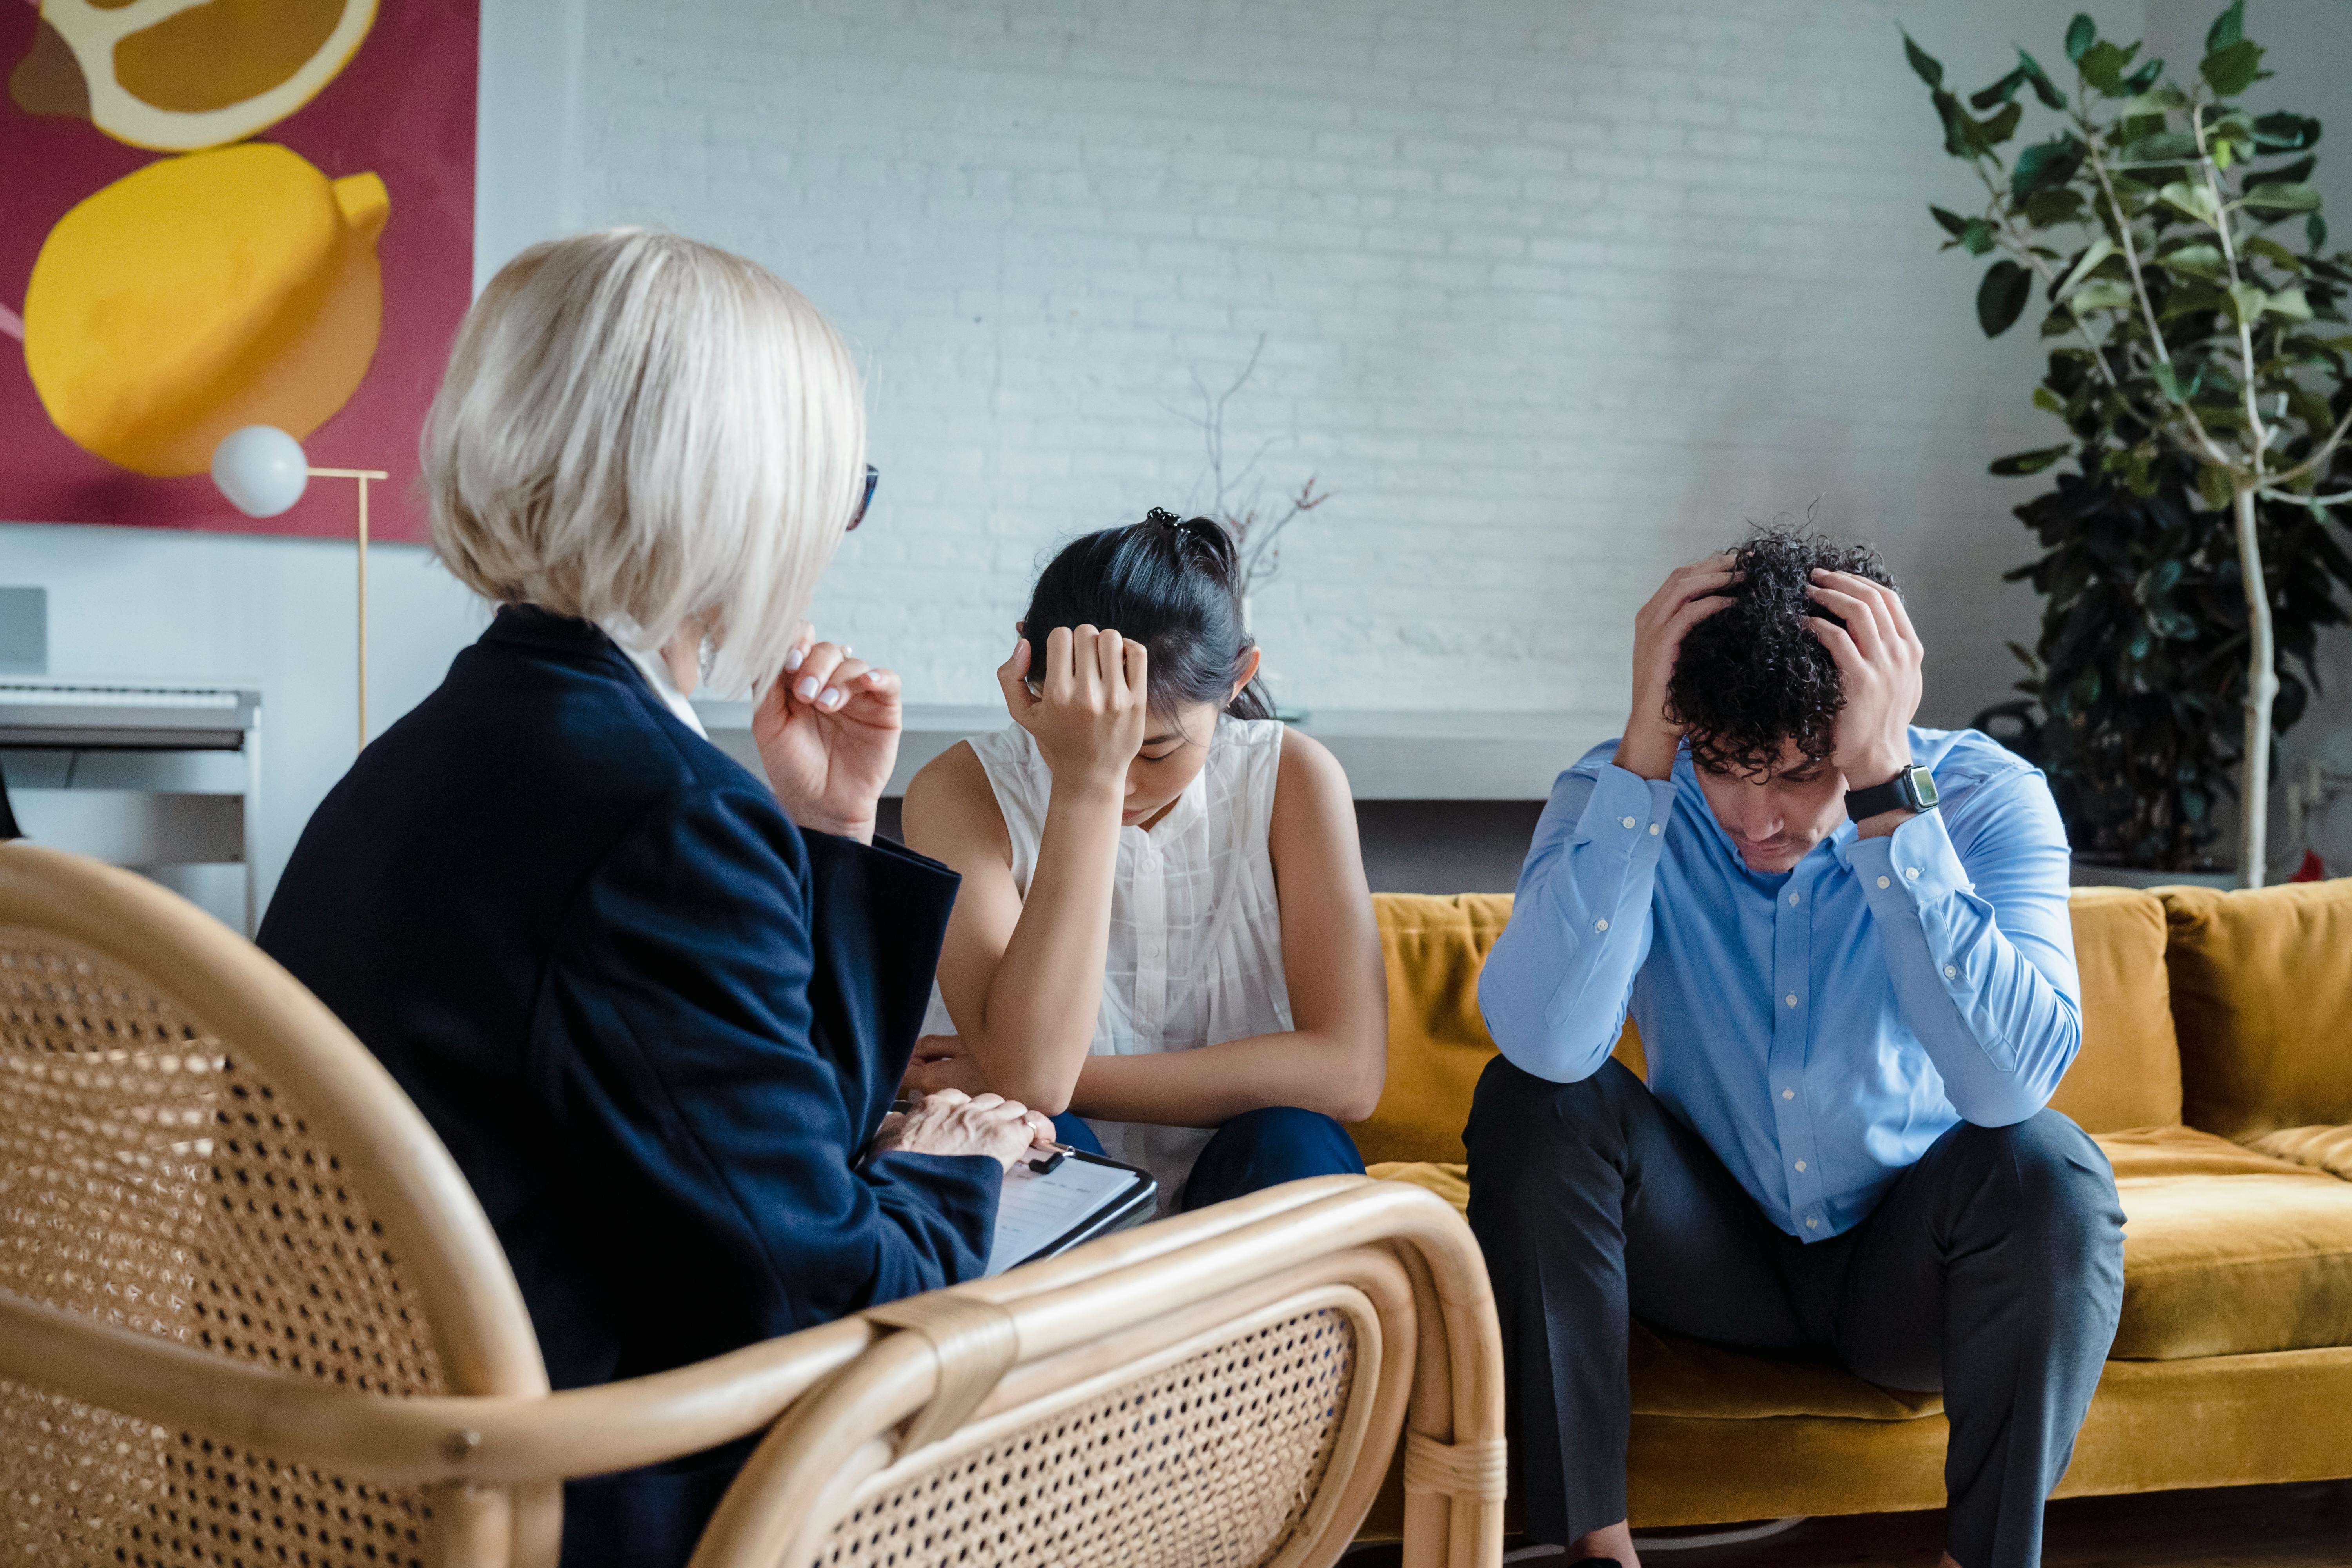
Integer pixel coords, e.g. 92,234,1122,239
2246,1125,2352,1183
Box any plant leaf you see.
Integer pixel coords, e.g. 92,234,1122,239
2245,154,2317,190
1991,443,2074,475
1980,100,2024,147
2265,287,2314,319
1930,205,1972,238
2011,137,2084,200
2017,49,2067,109
2065,14,2097,64
2195,462,2238,509
2118,130,2197,163
2078,39,2139,95
2201,38,2265,96
2241,181,2322,213
2069,278,2136,312
1960,218,1997,255
2310,214,2329,251
2117,85,2190,116
1904,30,1945,89
1979,260,2034,336
2152,362,2185,401
2160,180,2223,224
2206,0,2244,54
2034,386,2067,414
1972,66,2028,110
2252,111,2322,152
2227,282,2269,321
2244,235,2305,270
2123,57,2165,95
2056,236,2119,298
2024,186,2085,227
2156,242,2229,279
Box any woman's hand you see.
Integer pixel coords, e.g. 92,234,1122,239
873,1088,1054,1172
754,627,900,843
1617,555,1740,780
902,1034,991,1098
996,626,1149,795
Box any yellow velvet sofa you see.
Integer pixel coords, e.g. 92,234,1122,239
1351,879,2352,1534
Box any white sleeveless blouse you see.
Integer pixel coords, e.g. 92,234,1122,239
921,716,1294,1207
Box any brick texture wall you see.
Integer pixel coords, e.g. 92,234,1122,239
561,0,2150,722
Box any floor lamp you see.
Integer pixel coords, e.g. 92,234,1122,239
212,426,388,751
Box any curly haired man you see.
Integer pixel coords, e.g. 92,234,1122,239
1469,529,2126,1568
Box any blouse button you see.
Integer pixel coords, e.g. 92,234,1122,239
1594,918,1609,933
1784,993,1798,1008
1648,823,1661,836
1877,875,1891,889
1621,815,1637,829
1782,1087,1796,1100
1906,867,1921,880
1945,964,1958,978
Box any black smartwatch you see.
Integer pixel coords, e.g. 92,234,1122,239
1845,764,1939,822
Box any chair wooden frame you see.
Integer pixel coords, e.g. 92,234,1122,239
0,842,1504,1568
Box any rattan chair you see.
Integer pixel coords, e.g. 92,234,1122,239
0,840,1503,1568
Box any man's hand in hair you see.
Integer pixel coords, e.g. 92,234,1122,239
1804,570,1926,834
1618,555,1741,781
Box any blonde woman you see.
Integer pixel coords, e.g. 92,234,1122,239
259,230,1051,1568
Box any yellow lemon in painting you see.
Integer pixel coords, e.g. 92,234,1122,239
10,0,376,152
24,142,389,478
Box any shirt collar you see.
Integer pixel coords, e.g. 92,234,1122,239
609,632,710,739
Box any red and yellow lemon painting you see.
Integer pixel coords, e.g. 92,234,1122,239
2,0,477,542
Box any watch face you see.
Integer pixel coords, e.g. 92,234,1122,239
1908,766,1941,809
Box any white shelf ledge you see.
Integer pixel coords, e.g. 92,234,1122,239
691,702,1616,801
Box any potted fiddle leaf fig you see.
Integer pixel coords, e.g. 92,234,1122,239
1905,2,2352,883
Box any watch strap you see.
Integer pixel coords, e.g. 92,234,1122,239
1845,766,1931,821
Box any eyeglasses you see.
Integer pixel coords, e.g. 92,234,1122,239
849,465,879,530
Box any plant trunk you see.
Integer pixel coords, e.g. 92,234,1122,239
2233,482,2277,888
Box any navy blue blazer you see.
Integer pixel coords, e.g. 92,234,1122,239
260,607,996,1566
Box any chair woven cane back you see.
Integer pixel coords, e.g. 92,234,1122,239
0,843,553,1568
690,1183,1506,1568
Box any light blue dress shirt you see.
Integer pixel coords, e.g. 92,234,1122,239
1477,727,2080,1241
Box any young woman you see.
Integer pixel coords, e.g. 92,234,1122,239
901,509,1388,1212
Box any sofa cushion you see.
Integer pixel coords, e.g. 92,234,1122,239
2162,880,2352,1142
1350,893,1510,1165
1376,1125,2352,1371
2251,1125,2352,1182
2046,887,2181,1132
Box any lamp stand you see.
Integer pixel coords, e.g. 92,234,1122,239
307,468,390,751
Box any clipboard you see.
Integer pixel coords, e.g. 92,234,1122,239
982,1148,1159,1277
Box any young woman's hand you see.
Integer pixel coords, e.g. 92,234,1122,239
873,1087,1054,1172
901,1034,991,1098
995,625,1149,795
754,626,900,843
1617,555,1740,780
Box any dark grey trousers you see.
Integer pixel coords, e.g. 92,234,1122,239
1464,1056,2125,1568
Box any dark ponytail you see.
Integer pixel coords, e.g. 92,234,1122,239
1023,508,1274,721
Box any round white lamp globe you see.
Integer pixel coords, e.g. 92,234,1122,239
211,425,310,517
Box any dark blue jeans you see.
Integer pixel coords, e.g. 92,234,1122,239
1051,1106,1365,1210
1465,1056,2125,1568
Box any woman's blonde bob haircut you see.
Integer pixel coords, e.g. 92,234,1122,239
424,228,864,695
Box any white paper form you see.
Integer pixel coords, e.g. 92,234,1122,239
983,1156,1149,1276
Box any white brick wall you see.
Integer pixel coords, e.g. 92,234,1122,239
557,0,2149,724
